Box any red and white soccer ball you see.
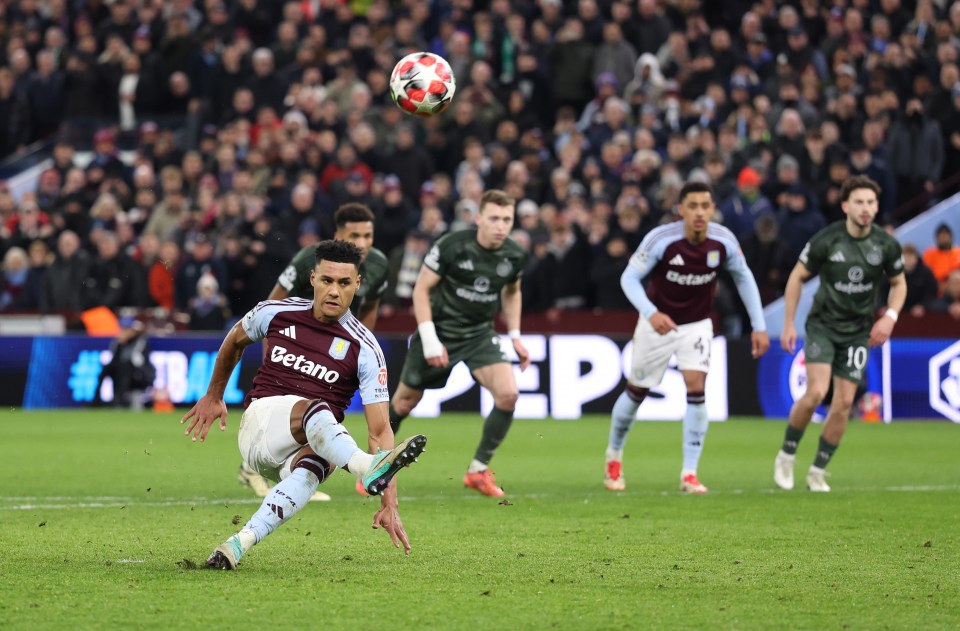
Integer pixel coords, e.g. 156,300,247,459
389,52,456,116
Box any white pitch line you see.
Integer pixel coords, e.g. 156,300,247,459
1,484,959,510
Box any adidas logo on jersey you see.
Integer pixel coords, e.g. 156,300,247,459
458,259,475,271
829,251,846,262
279,325,297,339
668,254,685,266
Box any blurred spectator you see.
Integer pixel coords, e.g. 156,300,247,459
42,230,90,315
930,270,960,320
95,317,154,411
884,243,939,317
740,214,794,305
0,247,30,311
84,231,146,311
374,175,417,256
187,273,230,331
922,224,960,293
777,185,827,259
589,233,633,310
174,233,228,310
718,167,775,239
887,98,943,219
382,229,432,314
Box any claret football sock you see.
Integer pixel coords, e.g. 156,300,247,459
608,391,640,451
244,468,318,543
682,393,708,472
781,425,805,456
473,406,514,464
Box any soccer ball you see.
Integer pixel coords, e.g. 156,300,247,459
389,52,456,116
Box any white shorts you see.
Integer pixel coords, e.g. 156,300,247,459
237,395,308,483
628,316,713,388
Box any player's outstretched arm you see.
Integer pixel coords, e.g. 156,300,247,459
869,272,906,347
181,321,254,442
363,401,411,554
781,262,812,354
412,265,448,367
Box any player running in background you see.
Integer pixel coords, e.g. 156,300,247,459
606,181,770,494
389,189,530,497
774,175,905,492
182,240,426,569
237,203,389,500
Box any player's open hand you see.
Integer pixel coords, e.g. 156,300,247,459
781,323,798,353
868,315,895,347
649,311,678,335
180,395,228,442
751,331,771,358
513,338,531,371
372,491,411,555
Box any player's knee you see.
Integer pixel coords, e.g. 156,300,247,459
293,453,335,484
494,389,519,410
392,393,419,417
626,384,649,403
804,384,829,405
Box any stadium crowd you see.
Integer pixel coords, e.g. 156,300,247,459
1,0,960,332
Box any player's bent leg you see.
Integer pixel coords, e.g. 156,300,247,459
605,384,650,491
207,463,322,570
776,363,831,489
464,363,517,497
389,382,424,433
679,370,708,493
805,377,857,493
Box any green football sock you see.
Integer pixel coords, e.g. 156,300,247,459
473,406,514,465
389,404,406,434
781,425,805,456
813,436,838,469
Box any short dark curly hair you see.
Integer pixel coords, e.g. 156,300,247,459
314,239,362,269
334,203,375,228
839,175,881,202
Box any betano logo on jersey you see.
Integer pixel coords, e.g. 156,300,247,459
666,270,716,286
270,345,340,383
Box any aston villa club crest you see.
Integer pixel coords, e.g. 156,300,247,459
329,337,350,359
706,251,720,268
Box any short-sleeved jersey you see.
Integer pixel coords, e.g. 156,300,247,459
276,245,389,317
628,221,743,324
241,298,389,418
422,228,528,340
800,221,904,335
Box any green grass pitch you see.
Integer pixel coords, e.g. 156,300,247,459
1,410,957,630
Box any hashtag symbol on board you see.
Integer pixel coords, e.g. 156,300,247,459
68,350,104,402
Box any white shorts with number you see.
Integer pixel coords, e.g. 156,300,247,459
237,395,308,483
628,316,713,388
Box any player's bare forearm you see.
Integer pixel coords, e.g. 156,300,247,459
412,266,442,326
500,281,522,332
266,283,288,301
205,322,252,398
782,262,811,326
885,273,907,314
364,401,394,452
